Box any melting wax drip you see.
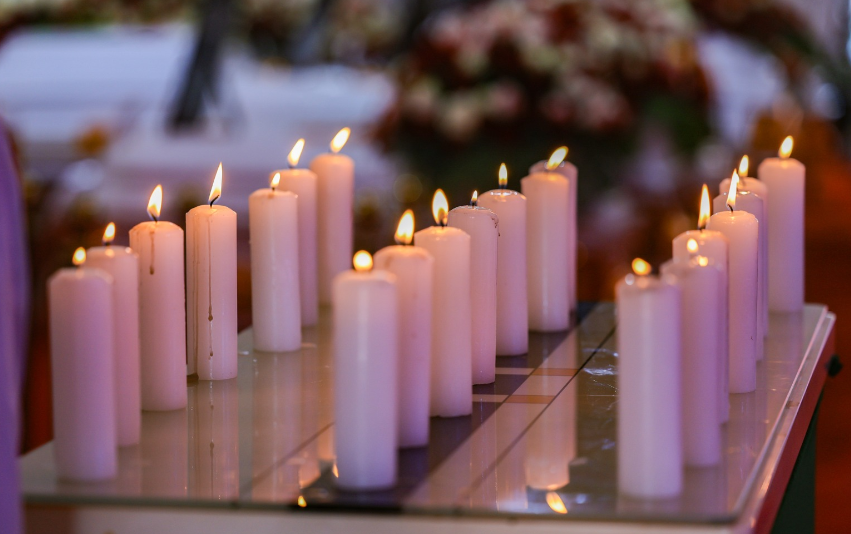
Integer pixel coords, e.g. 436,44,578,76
207,215,214,361
148,228,156,275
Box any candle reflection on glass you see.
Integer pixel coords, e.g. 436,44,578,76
190,379,239,500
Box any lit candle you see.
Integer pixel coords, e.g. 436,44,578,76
522,147,570,332
414,190,473,417
332,251,399,489
48,247,116,480
86,223,140,447
271,139,319,326
477,164,528,356
708,172,759,393
616,258,682,498
129,186,187,410
448,190,498,385
186,163,238,380
311,128,354,305
249,169,301,353
757,136,805,312
373,211,434,448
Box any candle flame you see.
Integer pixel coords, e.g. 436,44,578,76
270,172,281,190
330,128,350,153
546,492,568,514
395,209,415,245
288,139,305,167
332,463,340,478
471,190,478,206
147,185,163,221
103,222,116,245
297,496,307,508
72,247,86,266
632,258,651,276
726,170,739,211
697,255,709,267
698,184,711,230
738,155,749,178
498,163,508,187
779,136,794,159
353,250,373,272
209,163,223,205
546,146,568,170
432,189,449,226
687,238,699,253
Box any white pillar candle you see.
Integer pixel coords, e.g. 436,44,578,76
660,258,721,467
186,164,238,381
86,224,140,447
414,189,473,417
249,173,301,353
448,192,498,385
373,211,434,448
615,258,682,499
757,136,805,312
477,164,528,355
129,186,187,411
48,248,116,480
521,148,570,332
311,128,355,305
272,139,319,326
332,251,399,490
708,173,759,393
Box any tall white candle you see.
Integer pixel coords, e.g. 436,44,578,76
129,186,187,411
311,128,354,305
414,190,472,417
373,211,434,448
708,173,759,393
186,164,238,381
477,164,528,356
249,172,301,353
757,136,805,312
660,258,721,467
616,259,682,499
86,224,140,447
272,138,319,326
522,148,570,332
333,251,399,489
48,248,116,480
448,192,498,385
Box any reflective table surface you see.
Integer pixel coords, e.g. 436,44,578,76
21,303,835,528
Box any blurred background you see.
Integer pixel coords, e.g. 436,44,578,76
1,0,849,530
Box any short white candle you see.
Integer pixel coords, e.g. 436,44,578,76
374,211,434,448
311,128,354,305
333,251,399,490
522,148,570,332
249,172,301,353
477,164,528,356
48,248,116,480
186,164,238,381
129,186,187,411
414,190,473,417
757,136,805,312
86,224,140,447
616,258,682,499
448,191,498,385
660,258,722,467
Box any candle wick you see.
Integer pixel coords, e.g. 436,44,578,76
209,196,219,208
499,183,507,190
470,199,477,207
727,204,734,213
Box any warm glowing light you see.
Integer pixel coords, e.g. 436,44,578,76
353,250,373,272
779,136,793,159
498,163,508,188
270,172,281,190
332,463,340,478
698,184,711,230
288,139,305,167
209,163,223,205
147,185,163,221
698,256,709,267
546,146,568,170
395,209,415,245
632,258,651,276
726,170,739,211
687,238,699,254
432,189,449,226
72,247,86,266
738,155,749,177
471,190,478,206
331,127,350,153
546,492,568,514
297,496,307,507
103,222,116,245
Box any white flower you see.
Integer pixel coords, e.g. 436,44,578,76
438,93,482,141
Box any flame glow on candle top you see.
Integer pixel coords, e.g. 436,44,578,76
697,255,709,267
632,257,651,276
779,136,794,159
270,172,281,191
546,492,568,514
726,170,740,211
687,238,699,254
432,189,449,227
498,163,508,188
102,222,116,245
353,250,373,272
738,155,749,177
288,139,305,167
297,496,307,508
209,163,223,206
147,185,163,222
395,209,415,245
73,247,86,266
698,184,711,230
546,146,568,170
471,190,478,206
331,127,350,153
